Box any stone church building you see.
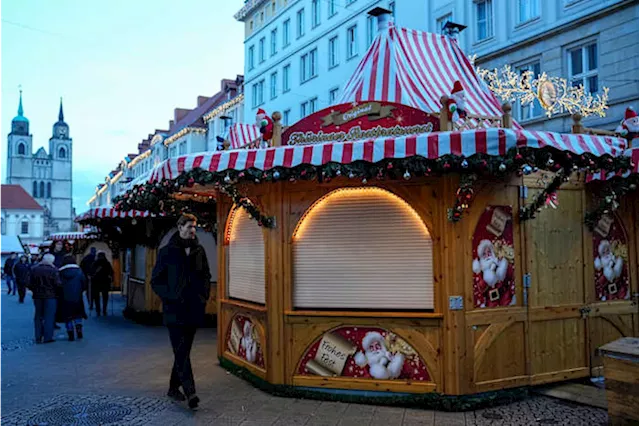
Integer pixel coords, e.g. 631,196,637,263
6,91,74,234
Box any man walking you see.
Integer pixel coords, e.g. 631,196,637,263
4,252,17,295
27,254,61,343
151,214,211,410
80,247,96,310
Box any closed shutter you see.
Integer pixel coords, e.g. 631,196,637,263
293,188,433,310
228,209,266,304
133,245,146,279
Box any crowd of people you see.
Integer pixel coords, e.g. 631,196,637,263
2,241,114,343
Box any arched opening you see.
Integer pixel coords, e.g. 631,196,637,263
292,187,434,310
224,207,265,304
47,182,52,198
17,143,26,155
33,181,38,197
39,182,45,198
58,147,66,159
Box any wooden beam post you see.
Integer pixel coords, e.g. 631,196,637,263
272,111,283,147
144,247,160,312
440,95,451,131
572,113,584,134
501,102,513,129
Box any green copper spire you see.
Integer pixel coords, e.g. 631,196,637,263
58,97,64,122
17,89,24,116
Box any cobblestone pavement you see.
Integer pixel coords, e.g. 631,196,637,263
1,289,608,425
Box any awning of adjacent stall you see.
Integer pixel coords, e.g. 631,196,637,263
144,128,626,183
226,123,261,149
48,232,98,242
76,206,164,222
337,22,513,127
1,236,26,255
586,146,638,182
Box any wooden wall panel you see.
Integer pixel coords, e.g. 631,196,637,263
473,322,526,385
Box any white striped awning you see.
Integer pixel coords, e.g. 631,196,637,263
338,23,514,128
48,232,98,241
145,128,626,183
586,147,638,182
227,123,261,149
76,207,164,222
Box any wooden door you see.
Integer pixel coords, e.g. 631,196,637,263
523,179,590,385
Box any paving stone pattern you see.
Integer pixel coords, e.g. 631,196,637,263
1,290,608,425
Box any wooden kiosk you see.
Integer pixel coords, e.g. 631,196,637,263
114,18,638,406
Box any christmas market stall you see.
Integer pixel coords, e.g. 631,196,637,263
75,205,218,324
113,15,637,407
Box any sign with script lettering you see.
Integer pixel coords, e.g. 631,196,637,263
282,101,439,146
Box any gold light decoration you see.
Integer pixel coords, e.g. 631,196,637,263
163,127,207,146
471,57,609,118
203,93,245,123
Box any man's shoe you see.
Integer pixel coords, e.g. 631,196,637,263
167,389,186,402
43,339,55,344
75,324,83,340
187,395,200,410
67,331,75,341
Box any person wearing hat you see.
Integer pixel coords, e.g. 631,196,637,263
255,108,273,148
616,107,639,144
447,80,468,122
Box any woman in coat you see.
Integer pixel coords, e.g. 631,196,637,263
58,255,88,340
13,255,31,303
90,252,113,316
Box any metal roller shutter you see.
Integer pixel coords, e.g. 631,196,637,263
293,188,433,310
228,209,266,304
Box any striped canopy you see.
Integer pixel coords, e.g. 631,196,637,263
146,129,626,183
48,232,98,241
338,23,510,126
76,207,163,222
226,123,261,149
587,146,638,182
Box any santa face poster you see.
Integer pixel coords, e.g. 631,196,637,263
592,215,630,301
472,206,516,308
297,326,430,382
225,315,265,369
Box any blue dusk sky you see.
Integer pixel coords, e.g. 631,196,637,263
1,0,245,211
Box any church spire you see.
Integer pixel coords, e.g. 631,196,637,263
58,97,64,122
17,90,24,117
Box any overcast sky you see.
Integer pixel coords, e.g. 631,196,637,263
2,0,244,211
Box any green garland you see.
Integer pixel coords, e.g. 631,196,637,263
519,167,571,221
585,174,639,231
447,174,477,222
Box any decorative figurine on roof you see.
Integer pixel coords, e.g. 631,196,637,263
615,107,639,143
447,80,468,122
256,108,274,148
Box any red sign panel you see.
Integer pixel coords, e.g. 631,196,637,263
282,101,439,146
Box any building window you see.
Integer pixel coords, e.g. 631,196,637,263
170,146,177,158
260,10,265,25
47,182,51,198
329,36,339,68
249,20,254,32
311,0,320,28
328,0,337,17
283,19,291,47
21,221,29,235
248,46,255,70
329,87,340,104
436,13,452,35
389,1,395,18
366,15,376,45
568,42,598,94
347,25,358,59
272,0,276,13
475,0,493,41
296,9,305,38
309,97,318,113
270,28,277,56
17,142,26,155
300,48,318,83
179,141,187,155
58,147,66,159
259,37,265,63
283,64,291,92
300,101,308,118
516,61,543,121
33,181,38,197
1,219,5,235
518,0,539,23
283,109,291,125
39,181,44,197
256,79,265,106
270,72,278,99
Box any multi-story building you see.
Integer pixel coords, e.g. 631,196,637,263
1,184,45,246
236,0,429,126
424,0,638,132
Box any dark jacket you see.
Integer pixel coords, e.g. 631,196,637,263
58,264,88,320
27,263,61,299
90,257,113,291
52,251,68,269
80,253,95,277
4,258,15,277
14,262,30,284
151,233,211,326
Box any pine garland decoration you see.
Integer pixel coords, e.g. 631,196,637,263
584,175,639,231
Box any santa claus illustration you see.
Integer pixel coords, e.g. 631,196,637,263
594,240,625,300
446,80,468,122
255,108,274,148
472,239,513,307
240,321,258,363
615,107,639,142
353,331,405,380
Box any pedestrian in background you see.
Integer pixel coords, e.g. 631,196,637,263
27,253,61,343
59,255,88,341
14,255,31,303
152,214,211,410
80,247,97,311
4,252,17,295
90,252,113,316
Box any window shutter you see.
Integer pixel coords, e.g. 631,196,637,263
133,245,146,280
293,188,434,310
228,209,266,304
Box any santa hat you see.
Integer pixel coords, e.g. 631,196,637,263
624,107,637,121
256,108,266,116
598,240,611,257
477,239,494,257
362,331,385,351
451,81,464,94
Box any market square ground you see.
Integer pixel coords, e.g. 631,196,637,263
1,290,608,425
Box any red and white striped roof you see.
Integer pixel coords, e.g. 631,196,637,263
48,232,98,241
146,129,626,183
338,23,511,127
586,146,638,182
227,123,261,149
76,207,163,222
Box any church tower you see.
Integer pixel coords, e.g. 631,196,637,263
6,90,34,187
48,98,74,232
